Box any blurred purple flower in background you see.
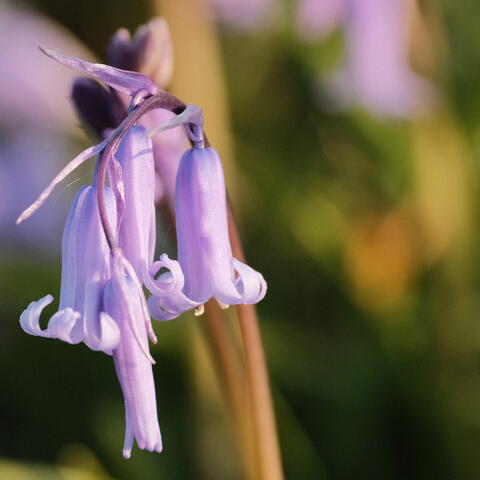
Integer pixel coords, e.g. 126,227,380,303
297,0,344,41
0,2,92,127
297,0,433,117
0,2,93,253
0,130,70,250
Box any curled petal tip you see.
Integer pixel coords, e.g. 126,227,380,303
20,294,53,336
194,305,205,316
20,296,86,346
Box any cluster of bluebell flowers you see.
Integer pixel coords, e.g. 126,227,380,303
18,25,266,458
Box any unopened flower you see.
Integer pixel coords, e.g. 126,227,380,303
108,18,173,88
107,21,189,207
71,77,125,138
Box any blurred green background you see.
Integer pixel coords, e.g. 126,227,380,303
3,0,480,479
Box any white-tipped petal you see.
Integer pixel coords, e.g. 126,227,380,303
145,254,185,297
20,295,54,337
232,258,267,304
47,308,82,344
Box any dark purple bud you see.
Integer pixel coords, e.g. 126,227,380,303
71,78,126,138
107,28,134,71
108,18,173,88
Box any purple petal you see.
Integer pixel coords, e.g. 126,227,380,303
116,127,185,301
104,257,162,457
148,286,200,321
154,147,267,311
232,258,267,304
40,46,158,97
19,295,84,345
117,126,156,279
47,309,84,344
59,184,119,354
175,148,240,305
19,184,121,354
145,253,185,297
140,108,190,206
20,295,55,337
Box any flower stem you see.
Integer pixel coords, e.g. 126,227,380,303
159,198,255,479
228,208,284,480
202,301,256,479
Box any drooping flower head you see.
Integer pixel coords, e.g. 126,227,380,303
18,26,267,457
21,184,120,354
148,109,266,319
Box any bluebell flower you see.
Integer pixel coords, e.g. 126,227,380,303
18,45,267,457
149,145,267,319
20,165,165,456
20,184,120,354
104,252,162,457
